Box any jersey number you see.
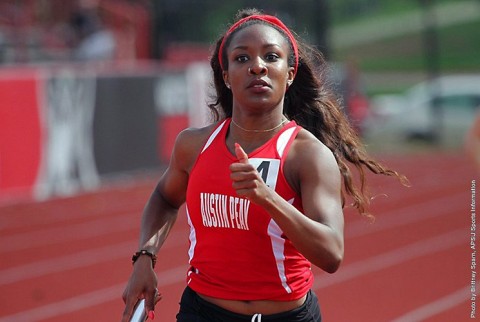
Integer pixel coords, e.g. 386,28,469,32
249,158,280,190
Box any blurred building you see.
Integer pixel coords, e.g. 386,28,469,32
0,0,333,65
0,0,151,64
0,0,381,205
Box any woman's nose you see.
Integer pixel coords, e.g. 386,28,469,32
248,59,267,75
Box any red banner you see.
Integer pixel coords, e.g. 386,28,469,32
0,69,43,202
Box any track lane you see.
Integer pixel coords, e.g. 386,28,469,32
0,152,474,321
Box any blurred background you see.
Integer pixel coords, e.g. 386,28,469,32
0,0,478,202
0,0,478,321
0,0,479,202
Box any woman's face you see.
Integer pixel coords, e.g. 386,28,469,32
223,24,295,112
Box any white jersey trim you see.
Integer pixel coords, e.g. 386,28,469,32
267,218,292,294
186,206,197,263
276,127,296,157
201,120,227,154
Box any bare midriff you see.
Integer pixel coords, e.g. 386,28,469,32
197,293,307,315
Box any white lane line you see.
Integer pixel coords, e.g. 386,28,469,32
0,241,134,286
0,265,186,322
0,212,139,252
0,190,463,286
0,192,149,231
346,191,464,238
0,229,186,286
0,187,463,256
0,229,465,319
364,166,468,191
390,284,476,322
313,228,465,289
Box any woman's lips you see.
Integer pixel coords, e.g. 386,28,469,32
247,79,270,93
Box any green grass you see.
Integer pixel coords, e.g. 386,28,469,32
333,18,480,73
331,0,461,25
437,19,480,71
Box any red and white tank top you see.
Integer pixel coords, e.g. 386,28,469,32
185,118,313,301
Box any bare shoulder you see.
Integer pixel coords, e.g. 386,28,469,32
285,129,340,192
290,129,337,166
171,123,219,173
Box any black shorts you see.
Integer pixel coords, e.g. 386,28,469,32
176,286,322,322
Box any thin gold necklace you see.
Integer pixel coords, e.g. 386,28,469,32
231,118,288,133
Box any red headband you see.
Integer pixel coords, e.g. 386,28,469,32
218,14,299,75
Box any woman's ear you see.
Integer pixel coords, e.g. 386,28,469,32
223,71,230,88
286,67,295,89
287,66,295,84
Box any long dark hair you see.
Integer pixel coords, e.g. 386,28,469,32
208,8,407,216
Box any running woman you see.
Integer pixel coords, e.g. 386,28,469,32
121,8,405,322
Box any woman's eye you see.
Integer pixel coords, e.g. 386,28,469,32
235,55,249,63
266,53,279,61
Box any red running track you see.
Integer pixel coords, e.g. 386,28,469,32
0,152,477,322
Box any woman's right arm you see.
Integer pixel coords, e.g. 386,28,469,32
121,126,209,321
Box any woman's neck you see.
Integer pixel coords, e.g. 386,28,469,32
226,116,288,154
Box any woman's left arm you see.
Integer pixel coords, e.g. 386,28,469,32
230,134,344,273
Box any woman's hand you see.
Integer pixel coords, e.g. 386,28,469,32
121,256,161,321
229,143,272,205
231,136,344,273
